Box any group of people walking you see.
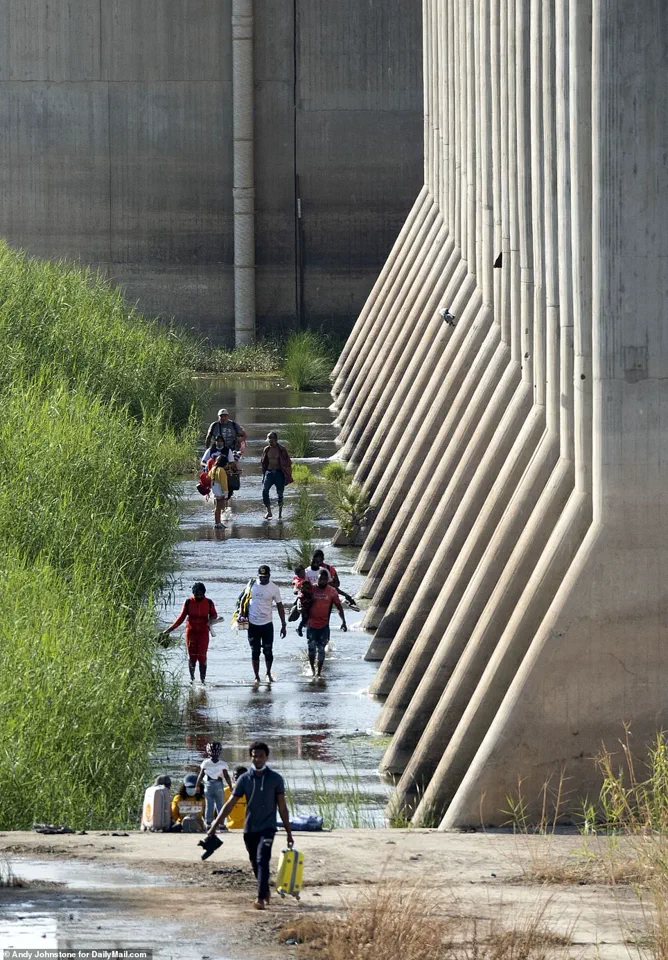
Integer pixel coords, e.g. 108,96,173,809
156,403,358,909
199,408,292,527
161,549,353,684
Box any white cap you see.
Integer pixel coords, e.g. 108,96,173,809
218,408,229,416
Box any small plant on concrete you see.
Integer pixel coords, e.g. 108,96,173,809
319,462,371,540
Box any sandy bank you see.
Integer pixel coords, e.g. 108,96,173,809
0,829,648,958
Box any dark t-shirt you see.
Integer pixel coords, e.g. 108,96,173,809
233,767,285,833
207,420,240,449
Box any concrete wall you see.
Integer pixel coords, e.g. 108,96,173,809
0,0,422,342
332,0,668,827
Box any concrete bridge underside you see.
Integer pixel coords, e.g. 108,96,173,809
332,0,668,827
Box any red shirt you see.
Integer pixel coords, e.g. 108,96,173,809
307,585,340,629
170,596,217,638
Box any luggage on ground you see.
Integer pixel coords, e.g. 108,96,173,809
276,847,304,899
140,785,171,832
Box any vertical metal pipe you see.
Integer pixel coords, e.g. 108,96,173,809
232,0,256,345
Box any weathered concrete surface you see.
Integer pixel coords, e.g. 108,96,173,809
0,0,422,341
334,0,668,826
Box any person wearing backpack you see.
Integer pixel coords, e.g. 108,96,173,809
161,582,218,684
205,408,248,456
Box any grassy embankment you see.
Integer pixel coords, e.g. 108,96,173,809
0,242,195,829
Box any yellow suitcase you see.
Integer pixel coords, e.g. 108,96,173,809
276,847,304,899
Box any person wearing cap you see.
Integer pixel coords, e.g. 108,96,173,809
301,568,347,680
161,582,218,684
205,408,247,455
247,565,287,683
260,431,293,521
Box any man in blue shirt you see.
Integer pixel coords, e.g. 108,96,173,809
208,740,294,909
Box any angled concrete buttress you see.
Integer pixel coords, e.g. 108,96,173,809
332,0,668,825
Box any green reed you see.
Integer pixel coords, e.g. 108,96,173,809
0,245,196,828
282,331,333,391
285,417,315,457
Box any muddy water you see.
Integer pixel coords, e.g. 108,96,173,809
0,858,228,956
154,377,389,826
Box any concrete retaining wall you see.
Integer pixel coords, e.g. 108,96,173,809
0,0,422,342
333,0,668,827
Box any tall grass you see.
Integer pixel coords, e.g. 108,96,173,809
0,243,195,829
0,242,193,426
285,465,319,569
285,418,315,457
283,331,333,390
188,338,282,374
279,885,572,960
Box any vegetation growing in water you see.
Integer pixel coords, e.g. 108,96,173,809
283,331,334,390
285,416,315,457
320,461,371,538
0,242,195,829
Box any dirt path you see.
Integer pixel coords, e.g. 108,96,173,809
0,829,649,958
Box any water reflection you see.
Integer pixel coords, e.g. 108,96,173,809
155,377,389,824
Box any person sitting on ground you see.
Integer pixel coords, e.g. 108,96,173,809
171,775,206,832
222,765,249,830
260,431,292,521
208,453,229,529
205,408,248,455
196,741,233,830
161,583,217,684
308,549,359,609
303,568,347,679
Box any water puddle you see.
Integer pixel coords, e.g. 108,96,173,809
0,859,227,956
154,377,389,826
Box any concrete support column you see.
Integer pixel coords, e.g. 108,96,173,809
232,0,256,346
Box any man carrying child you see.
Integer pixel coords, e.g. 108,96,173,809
299,568,347,680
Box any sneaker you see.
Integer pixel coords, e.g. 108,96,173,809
253,899,266,910
214,522,224,529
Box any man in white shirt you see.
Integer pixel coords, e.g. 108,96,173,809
248,564,287,684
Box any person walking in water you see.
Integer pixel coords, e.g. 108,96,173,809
205,408,248,456
248,565,287,683
260,431,292,521
207,740,294,910
208,453,229,529
308,548,359,608
299,568,347,680
162,582,217,684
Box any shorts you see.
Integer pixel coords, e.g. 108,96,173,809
248,621,274,658
186,631,209,664
307,625,330,661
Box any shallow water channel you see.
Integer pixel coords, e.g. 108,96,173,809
154,376,390,826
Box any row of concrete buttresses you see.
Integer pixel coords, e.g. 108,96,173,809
331,0,668,828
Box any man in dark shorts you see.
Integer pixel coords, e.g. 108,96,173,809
303,568,347,679
247,565,287,684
